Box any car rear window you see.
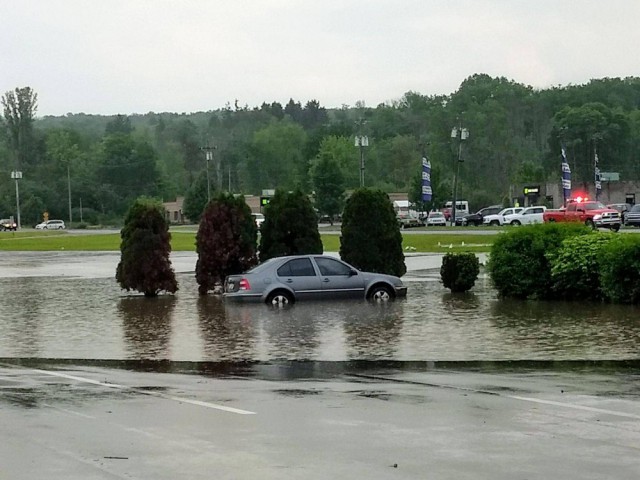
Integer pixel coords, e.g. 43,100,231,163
314,257,352,276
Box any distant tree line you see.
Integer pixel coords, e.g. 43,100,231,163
2,75,640,225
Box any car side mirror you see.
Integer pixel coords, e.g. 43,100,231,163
349,269,358,276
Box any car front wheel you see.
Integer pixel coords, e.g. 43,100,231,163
510,220,521,226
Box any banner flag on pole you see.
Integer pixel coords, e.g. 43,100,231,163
561,146,571,205
421,156,432,202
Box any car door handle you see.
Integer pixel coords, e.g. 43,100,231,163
285,279,293,283
322,278,330,282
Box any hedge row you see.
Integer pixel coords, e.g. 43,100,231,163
487,223,640,304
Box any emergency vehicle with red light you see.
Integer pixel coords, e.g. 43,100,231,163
542,196,622,231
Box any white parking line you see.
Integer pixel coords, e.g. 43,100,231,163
31,368,256,415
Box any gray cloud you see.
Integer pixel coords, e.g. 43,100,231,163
2,0,638,116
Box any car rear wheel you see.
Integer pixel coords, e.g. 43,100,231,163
510,220,521,226
368,285,394,302
266,290,294,306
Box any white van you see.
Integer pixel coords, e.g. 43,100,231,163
442,200,469,220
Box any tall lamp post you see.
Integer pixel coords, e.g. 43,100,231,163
200,143,216,202
450,122,469,226
11,170,22,229
354,121,369,188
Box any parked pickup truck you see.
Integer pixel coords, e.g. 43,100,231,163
543,198,622,231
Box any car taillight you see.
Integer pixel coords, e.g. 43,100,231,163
239,278,251,291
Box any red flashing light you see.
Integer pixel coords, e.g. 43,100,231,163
574,196,589,203
239,278,251,291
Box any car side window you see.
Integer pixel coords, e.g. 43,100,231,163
277,258,316,277
314,257,352,276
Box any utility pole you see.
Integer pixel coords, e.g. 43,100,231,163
450,119,469,226
67,164,73,223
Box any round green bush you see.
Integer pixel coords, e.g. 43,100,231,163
440,252,480,293
599,235,640,304
487,223,589,299
548,232,614,300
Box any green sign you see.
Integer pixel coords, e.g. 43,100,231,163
260,196,271,206
524,186,540,195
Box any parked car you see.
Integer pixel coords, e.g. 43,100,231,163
506,206,547,225
624,204,640,227
224,254,407,305
543,199,620,231
426,211,447,227
461,205,503,226
607,203,633,223
482,207,524,226
35,219,66,230
0,219,17,231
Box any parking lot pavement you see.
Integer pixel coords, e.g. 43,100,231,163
1,361,639,479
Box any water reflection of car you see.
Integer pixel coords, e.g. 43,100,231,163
0,219,17,231
224,254,407,306
35,219,66,230
426,211,446,227
624,204,640,227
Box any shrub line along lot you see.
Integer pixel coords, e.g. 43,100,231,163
0,229,496,253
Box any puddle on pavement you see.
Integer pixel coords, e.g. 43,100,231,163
1,252,639,363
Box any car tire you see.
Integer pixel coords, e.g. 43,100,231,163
368,284,395,302
611,224,621,232
510,220,521,226
585,219,595,229
490,220,499,226
266,290,294,306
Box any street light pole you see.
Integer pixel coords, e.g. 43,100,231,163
11,170,22,229
354,119,369,187
200,143,216,203
450,121,469,226
67,164,73,223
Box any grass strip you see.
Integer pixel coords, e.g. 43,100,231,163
0,231,495,253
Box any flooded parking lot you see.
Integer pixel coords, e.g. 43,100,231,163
1,251,638,362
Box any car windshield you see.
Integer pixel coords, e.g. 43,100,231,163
583,202,606,210
631,205,640,212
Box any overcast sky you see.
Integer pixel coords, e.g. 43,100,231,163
2,0,638,117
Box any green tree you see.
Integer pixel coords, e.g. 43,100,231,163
97,133,162,214
2,86,38,169
182,172,210,223
340,189,406,277
310,151,345,223
116,197,177,297
247,120,308,191
195,193,258,295
259,189,323,262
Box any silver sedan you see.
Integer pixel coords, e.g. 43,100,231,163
223,254,407,306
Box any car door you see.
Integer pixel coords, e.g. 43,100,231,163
525,207,545,224
275,258,323,300
313,256,365,299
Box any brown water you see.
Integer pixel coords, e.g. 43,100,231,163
0,252,638,361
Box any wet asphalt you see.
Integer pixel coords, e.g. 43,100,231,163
1,250,639,479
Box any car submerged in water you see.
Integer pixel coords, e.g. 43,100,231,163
223,254,407,306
